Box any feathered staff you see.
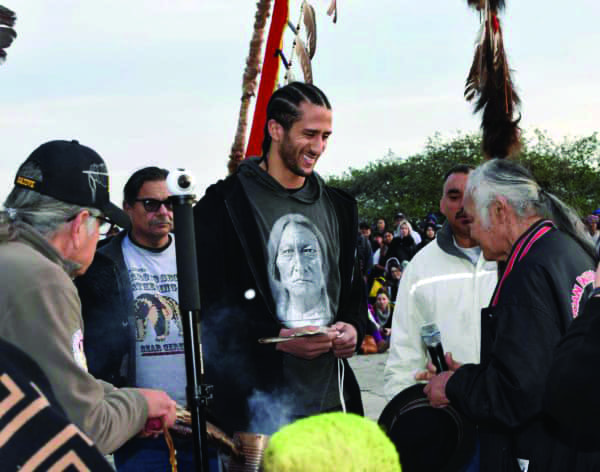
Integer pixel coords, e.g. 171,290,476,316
0,5,16,65
464,0,521,159
228,0,273,173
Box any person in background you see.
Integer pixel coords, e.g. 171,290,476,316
368,289,393,353
76,167,204,471
0,140,176,457
384,164,497,399
385,259,405,303
583,214,599,246
393,212,422,245
359,221,372,241
423,159,596,472
416,222,437,252
375,217,387,235
371,231,384,258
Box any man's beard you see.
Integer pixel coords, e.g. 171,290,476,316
280,133,312,177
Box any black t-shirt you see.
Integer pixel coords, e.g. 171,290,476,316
238,159,342,415
0,338,113,471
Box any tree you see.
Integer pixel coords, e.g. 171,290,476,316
326,130,600,227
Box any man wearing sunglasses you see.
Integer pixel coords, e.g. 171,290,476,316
0,141,177,458
76,167,204,471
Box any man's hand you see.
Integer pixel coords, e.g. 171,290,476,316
423,371,453,408
276,326,337,360
415,360,438,382
331,322,358,359
137,388,177,436
415,352,463,382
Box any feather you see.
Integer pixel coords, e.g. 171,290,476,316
294,35,313,83
302,1,317,59
466,0,505,12
465,7,521,159
0,5,16,27
466,0,485,10
0,26,15,48
327,0,337,23
0,5,16,64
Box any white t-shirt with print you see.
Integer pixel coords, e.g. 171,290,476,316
122,234,186,405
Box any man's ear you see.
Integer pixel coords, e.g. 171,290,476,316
492,197,508,223
68,210,90,249
267,119,284,143
123,200,134,216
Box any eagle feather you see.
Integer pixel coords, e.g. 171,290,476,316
302,1,317,59
294,36,313,84
0,5,16,64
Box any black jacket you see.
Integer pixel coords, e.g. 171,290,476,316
193,171,367,435
75,231,136,387
539,296,600,470
446,224,595,472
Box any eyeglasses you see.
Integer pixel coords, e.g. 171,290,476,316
94,216,114,236
134,198,173,213
66,212,114,236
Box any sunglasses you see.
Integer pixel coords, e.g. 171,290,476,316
134,198,173,212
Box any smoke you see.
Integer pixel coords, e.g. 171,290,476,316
247,389,297,435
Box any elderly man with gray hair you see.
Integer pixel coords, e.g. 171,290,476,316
0,140,177,458
423,159,596,472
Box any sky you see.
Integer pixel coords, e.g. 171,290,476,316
1,0,599,203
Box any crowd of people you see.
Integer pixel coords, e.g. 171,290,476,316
2,79,600,472
356,212,440,353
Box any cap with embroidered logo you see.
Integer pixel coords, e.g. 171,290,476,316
13,140,130,229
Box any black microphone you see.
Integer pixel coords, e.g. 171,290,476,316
420,323,448,373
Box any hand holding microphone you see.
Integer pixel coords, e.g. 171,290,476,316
418,323,464,408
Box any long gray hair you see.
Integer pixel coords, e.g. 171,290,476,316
2,162,97,237
466,159,597,260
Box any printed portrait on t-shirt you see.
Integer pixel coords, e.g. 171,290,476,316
267,214,333,328
134,293,182,342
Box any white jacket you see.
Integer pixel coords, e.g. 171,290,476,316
383,223,498,400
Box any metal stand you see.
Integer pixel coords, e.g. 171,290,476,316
170,193,212,472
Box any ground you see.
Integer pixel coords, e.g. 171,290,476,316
348,351,390,421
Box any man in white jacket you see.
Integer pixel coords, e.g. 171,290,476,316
384,165,497,399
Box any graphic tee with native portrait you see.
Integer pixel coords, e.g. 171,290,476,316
122,234,186,405
268,214,333,328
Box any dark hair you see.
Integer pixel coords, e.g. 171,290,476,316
373,231,383,239
443,164,475,184
123,167,168,206
359,221,370,230
376,288,389,298
261,82,331,158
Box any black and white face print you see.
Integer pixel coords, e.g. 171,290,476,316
267,214,332,328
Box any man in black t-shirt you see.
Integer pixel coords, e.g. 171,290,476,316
194,82,367,436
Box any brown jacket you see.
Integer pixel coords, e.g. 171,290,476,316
0,221,148,454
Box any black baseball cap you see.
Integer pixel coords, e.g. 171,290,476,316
13,140,130,229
